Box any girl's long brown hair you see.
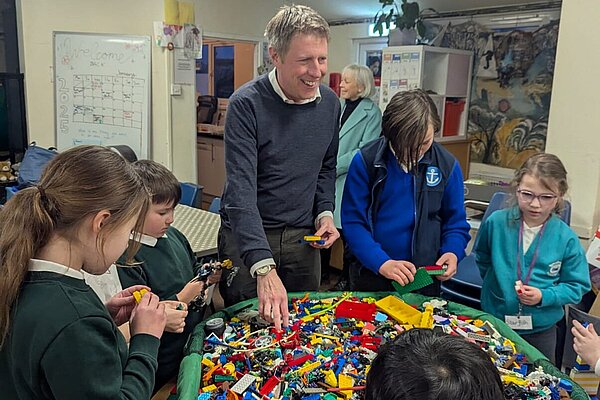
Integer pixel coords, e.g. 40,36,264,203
0,145,149,347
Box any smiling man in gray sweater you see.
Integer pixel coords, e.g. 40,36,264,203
218,5,340,330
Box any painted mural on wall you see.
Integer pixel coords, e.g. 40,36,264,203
442,20,559,169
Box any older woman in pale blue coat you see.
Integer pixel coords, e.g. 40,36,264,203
328,64,381,289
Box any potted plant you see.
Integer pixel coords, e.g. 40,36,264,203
373,0,436,45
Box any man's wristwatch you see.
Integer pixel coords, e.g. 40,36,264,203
255,264,276,277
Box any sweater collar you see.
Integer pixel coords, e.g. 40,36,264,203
28,259,85,280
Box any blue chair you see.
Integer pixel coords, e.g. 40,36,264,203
440,191,571,309
5,186,19,202
180,182,203,208
208,197,221,214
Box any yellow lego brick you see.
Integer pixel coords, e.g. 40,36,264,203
418,305,434,329
223,362,236,375
201,357,215,369
324,369,338,387
297,361,321,375
202,384,218,392
132,288,148,303
338,374,354,398
310,337,323,345
375,295,422,325
473,319,485,327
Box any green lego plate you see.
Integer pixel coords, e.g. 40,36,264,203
392,268,434,295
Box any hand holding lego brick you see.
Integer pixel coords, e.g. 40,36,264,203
129,291,166,339
379,260,416,286
572,320,600,370
177,280,205,305
435,252,457,281
313,216,340,249
105,285,151,326
517,284,542,306
162,300,188,333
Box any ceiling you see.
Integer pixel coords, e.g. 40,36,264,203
297,0,559,23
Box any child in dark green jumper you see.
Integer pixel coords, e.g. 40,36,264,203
117,160,207,392
0,146,166,399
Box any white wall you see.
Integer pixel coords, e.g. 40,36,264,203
18,0,282,182
546,0,600,239
328,22,371,79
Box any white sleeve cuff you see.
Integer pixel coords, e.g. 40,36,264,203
249,258,276,278
315,211,334,229
595,358,600,377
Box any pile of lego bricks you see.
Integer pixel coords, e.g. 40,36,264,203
172,292,589,400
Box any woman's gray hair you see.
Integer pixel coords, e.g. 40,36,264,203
343,64,375,98
265,5,330,60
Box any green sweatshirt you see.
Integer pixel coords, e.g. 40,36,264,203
117,226,203,389
0,271,160,399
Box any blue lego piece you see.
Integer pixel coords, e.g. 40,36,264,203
558,379,573,393
335,357,347,376
512,364,528,376
303,394,321,400
220,354,227,365
374,312,388,322
198,394,211,400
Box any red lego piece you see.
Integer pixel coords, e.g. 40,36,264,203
335,300,376,322
349,335,382,351
259,375,281,396
286,353,315,367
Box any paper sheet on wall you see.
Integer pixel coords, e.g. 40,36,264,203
174,48,195,84
153,21,184,48
164,0,179,25
179,1,195,24
183,24,202,59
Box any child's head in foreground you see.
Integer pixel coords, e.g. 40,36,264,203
365,328,504,400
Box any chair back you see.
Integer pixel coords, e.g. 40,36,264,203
481,191,571,226
208,197,221,214
180,182,202,208
562,305,600,371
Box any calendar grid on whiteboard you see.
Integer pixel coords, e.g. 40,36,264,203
53,32,151,159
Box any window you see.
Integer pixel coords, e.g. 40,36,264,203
195,39,256,99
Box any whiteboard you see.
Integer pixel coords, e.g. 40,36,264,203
53,32,151,159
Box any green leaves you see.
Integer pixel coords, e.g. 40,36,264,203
373,0,432,37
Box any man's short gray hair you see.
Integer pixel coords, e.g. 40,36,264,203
265,5,330,59
343,64,376,98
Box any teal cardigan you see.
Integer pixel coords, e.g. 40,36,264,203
334,97,382,228
475,207,591,333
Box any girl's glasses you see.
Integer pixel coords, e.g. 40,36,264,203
516,189,557,205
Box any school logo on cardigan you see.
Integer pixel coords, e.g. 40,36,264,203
426,166,442,187
548,261,562,276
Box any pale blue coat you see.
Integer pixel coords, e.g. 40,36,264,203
334,97,382,228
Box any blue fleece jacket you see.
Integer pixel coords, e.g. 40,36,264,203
476,207,591,333
341,138,470,274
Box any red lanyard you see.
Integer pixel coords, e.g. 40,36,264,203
516,219,547,285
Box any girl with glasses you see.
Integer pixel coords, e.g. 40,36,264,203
476,153,590,363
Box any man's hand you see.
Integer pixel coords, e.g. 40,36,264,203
379,260,416,286
256,269,289,331
572,320,600,368
105,285,151,326
435,252,458,281
162,301,188,333
518,285,542,306
313,216,340,249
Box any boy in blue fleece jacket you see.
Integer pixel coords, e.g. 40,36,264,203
341,89,470,295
